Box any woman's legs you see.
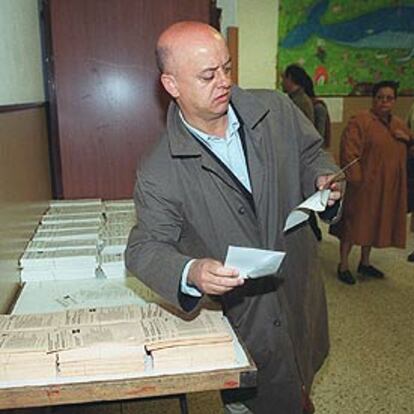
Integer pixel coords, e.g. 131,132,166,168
360,246,371,266
339,240,353,271
358,245,384,278
337,240,356,284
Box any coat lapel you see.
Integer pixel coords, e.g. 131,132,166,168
231,87,270,214
166,101,245,195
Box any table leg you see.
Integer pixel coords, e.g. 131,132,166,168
178,394,189,414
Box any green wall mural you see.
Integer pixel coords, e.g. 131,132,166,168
278,0,414,95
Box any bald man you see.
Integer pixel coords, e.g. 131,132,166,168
126,21,342,414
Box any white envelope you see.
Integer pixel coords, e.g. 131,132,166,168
224,246,286,279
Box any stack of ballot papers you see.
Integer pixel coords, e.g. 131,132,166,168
56,324,146,377
25,238,97,252
103,199,135,213
104,205,136,224
99,252,126,278
98,201,136,278
32,227,100,242
41,212,103,226
19,248,98,282
48,199,102,208
16,198,140,283
47,202,103,216
143,308,236,372
151,341,235,372
17,199,108,282
0,303,240,384
0,330,58,382
0,305,146,382
100,221,133,252
37,221,101,232
99,222,132,254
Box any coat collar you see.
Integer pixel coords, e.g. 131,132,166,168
166,85,270,157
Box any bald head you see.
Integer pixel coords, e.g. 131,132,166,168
156,21,232,133
156,21,225,74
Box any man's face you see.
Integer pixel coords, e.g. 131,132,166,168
164,33,232,127
372,86,396,117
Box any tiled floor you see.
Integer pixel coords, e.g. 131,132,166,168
310,221,414,414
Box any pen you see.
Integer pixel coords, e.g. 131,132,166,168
323,157,360,189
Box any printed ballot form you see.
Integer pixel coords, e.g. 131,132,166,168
283,189,331,232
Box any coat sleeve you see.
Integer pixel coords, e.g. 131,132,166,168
125,164,201,313
286,96,342,222
340,116,365,183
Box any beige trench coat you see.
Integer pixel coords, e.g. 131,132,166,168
126,86,339,413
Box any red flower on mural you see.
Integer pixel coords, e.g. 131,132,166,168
314,66,328,86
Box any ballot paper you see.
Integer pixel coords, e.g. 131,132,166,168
224,246,286,279
283,189,330,232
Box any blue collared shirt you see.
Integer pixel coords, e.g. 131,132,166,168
179,105,251,297
180,105,251,192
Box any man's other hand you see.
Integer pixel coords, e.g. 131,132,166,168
187,258,244,295
316,174,344,206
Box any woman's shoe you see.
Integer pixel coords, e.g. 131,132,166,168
408,251,414,262
357,263,384,278
337,266,356,285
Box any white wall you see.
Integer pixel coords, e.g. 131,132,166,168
0,0,44,105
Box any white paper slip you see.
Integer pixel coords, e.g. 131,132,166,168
224,246,286,279
283,189,330,232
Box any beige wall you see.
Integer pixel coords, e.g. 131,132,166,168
0,108,51,313
0,0,50,313
237,0,278,89
0,0,44,105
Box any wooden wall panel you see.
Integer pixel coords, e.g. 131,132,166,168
227,26,238,85
0,107,51,313
47,0,212,199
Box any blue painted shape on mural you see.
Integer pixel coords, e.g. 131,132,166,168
281,0,414,59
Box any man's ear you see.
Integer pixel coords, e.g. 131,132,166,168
160,74,179,98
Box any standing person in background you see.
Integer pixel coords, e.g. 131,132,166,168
282,64,315,124
331,81,413,284
303,75,331,149
282,64,325,240
406,102,414,262
126,22,343,414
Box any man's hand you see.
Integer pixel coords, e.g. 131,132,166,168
316,174,344,207
187,258,244,295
